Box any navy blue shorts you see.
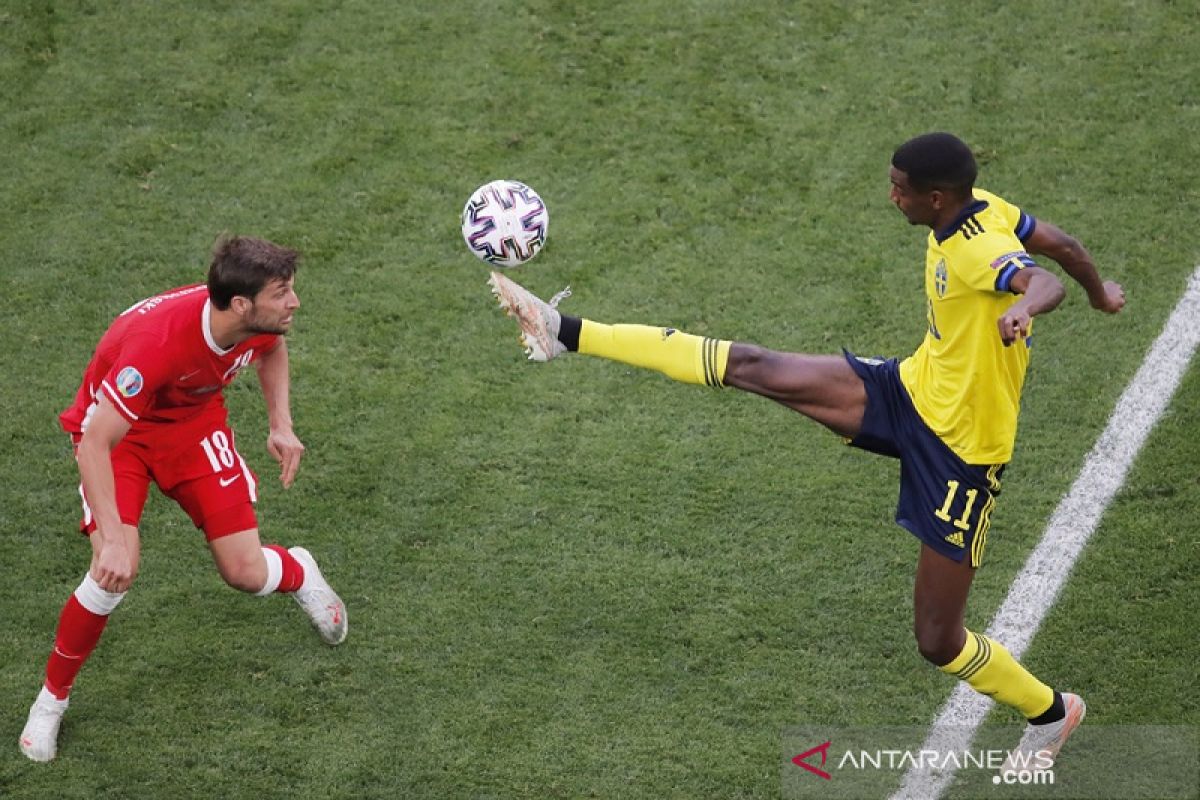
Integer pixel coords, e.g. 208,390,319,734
844,351,1004,567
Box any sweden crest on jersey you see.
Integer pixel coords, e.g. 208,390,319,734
934,258,948,298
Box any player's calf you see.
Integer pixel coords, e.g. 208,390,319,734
21,573,126,762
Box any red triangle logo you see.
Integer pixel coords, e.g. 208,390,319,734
792,740,832,780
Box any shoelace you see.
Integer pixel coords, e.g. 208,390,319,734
548,286,572,308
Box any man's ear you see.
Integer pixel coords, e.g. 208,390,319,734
229,295,253,315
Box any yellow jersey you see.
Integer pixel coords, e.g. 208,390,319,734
898,188,1038,464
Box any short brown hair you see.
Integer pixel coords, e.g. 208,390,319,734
207,235,299,310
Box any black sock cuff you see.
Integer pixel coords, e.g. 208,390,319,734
1028,691,1065,725
558,314,582,351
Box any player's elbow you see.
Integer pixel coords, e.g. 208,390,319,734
1044,271,1067,309
1029,226,1084,264
1022,267,1066,313
1063,236,1087,263
77,429,117,461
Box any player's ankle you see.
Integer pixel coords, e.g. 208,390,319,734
1027,691,1065,725
558,314,582,351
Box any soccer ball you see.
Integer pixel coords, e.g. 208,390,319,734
461,179,549,268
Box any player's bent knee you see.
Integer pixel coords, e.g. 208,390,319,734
914,625,963,667
221,559,268,594
907,618,964,666
724,343,777,391
210,530,269,594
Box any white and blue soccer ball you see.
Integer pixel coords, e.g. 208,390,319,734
461,179,549,268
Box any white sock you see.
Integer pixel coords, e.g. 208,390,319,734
255,546,284,597
37,686,68,709
75,573,125,615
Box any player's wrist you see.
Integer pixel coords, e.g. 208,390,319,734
91,526,125,551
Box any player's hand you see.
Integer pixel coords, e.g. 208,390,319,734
91,536,135,593
998,307,1032,346
1091,280,1126,314
267,428,305,488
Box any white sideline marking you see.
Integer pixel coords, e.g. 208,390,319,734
891,266,1200,800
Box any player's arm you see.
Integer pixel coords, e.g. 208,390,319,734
999,266,1066,346
1024,220,1125,313
76,395,135,591
256,339,305,488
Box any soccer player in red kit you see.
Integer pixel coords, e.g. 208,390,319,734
19,236,348,762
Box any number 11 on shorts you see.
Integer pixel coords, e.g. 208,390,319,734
934,479,978,531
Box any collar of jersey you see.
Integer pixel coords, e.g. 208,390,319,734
201,299,234,355
934,199,989,244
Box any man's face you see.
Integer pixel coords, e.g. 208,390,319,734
245,277,300,335
889,166,938,227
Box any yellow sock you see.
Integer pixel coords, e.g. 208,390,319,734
578,321,730,387
940,630,1055,719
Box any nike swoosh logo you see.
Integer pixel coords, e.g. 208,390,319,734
219,475,241,487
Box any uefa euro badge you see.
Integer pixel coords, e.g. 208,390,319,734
115,366,144,398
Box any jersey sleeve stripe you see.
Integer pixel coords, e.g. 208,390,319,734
1014,212,1036,242
995,262,1022,293
100,380,140,421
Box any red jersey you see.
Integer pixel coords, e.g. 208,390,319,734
59,284,280,433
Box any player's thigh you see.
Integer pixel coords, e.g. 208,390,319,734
898,455,1003,571
724,345,867,437
155,417,260,539
913,543,974,626
74,435,153,534
911,543,976,663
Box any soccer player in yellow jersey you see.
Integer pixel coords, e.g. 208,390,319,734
489,132,1125,775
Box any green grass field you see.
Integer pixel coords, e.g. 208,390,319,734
2,1,1198,798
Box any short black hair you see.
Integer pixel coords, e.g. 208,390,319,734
891,132,977,194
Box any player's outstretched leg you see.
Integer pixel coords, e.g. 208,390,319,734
488,271,730,384
288,547,348,646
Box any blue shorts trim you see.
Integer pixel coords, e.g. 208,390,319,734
843,351,1005,566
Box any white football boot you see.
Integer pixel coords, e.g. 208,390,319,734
1000,692,1086,778
487,271,572,362
288,547,348,646
19,687,68,762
